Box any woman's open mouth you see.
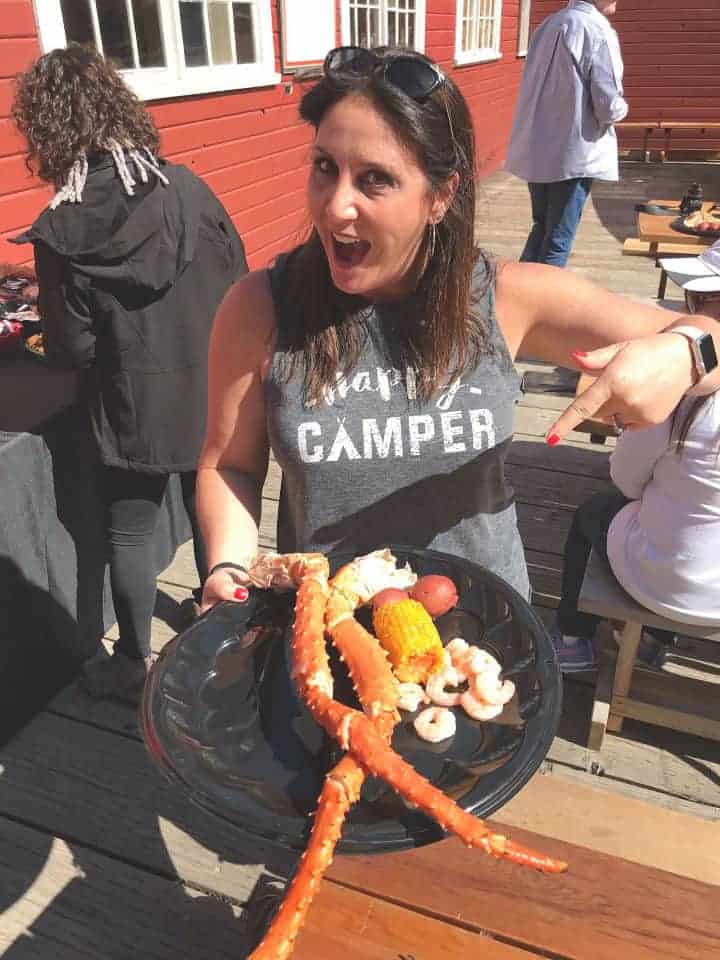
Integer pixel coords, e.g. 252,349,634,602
332,234,371,268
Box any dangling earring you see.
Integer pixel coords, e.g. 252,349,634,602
427,221,437,260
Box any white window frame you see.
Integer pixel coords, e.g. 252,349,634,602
340,1,427,53
517,0,531,57
32,0,280,101
454,0,503,66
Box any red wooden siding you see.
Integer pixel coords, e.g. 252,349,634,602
2,1,716,269
0,0,44,266
531,0,720,156
0,0,533,269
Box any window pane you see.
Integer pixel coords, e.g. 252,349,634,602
96,0,134,67
369,7,379,46
349,0,380,48
180,0,208,66
132,0,164,66
357,7,368,47
233,2,255,63
407,12,414,48
60,0,95,46
209,1,233,63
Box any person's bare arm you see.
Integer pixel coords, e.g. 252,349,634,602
196,269,276,607
496,260,720,441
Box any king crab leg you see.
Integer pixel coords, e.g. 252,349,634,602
249,555,402,960
244,551,566,960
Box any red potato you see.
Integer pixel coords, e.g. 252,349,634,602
371,588,409,611
409,575,459,618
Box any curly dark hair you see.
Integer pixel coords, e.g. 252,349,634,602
12,43,161,188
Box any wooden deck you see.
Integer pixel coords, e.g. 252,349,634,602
2,162,719,957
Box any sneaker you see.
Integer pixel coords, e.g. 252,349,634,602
80,652,152,705
550,627,597,673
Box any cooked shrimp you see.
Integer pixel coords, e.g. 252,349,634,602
396,682,429,713
425,665,465,707
462,648,502,677
413,706,456,743
472,672,515,706
445,637,470,662
446,639,502,681
459,690,504,721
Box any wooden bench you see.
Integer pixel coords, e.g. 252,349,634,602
618,121,720,162
287,806,720,959
578,550,720,772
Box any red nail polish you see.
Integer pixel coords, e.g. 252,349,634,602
571,350,588,359
234,586,249,602
547,434,560,446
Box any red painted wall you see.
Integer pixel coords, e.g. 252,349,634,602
531,0,720,156
0,0,529,269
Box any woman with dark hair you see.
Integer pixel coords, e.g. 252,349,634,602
11,44,248,702
195,46,720,616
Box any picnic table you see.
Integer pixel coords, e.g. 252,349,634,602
636,198,718,255
634,198,717,299
292,821,720,959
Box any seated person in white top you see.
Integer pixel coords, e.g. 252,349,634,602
552,294,720,671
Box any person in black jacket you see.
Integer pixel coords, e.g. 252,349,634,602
11,44,248,702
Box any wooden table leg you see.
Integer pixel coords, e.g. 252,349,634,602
607,621,642,734
642,126,652,162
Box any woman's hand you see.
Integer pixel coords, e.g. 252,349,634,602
200,567,252,613
546,331,695,443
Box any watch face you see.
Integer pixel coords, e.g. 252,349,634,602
698,332,718,374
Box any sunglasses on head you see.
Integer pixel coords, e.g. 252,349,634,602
323,46,445,102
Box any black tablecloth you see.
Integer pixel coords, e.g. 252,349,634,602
0,348,191,739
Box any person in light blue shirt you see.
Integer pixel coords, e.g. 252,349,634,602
505,1,628,267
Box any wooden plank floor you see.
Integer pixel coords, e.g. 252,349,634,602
2,162,719,957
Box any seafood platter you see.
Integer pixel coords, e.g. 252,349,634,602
672,207,720,238
141,546,564,960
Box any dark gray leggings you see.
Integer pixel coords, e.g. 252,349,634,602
104,466,208,659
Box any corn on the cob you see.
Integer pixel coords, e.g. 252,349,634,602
372,598,444,684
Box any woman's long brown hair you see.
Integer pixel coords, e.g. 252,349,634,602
277,50,492,405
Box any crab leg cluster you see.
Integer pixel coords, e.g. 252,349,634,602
245,550,567,960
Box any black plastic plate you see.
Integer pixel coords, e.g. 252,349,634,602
140,547,562,854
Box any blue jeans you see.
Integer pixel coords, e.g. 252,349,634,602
520,178,593,267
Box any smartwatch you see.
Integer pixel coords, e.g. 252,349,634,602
668,325,718,384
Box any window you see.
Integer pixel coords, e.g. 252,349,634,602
34,0,279,101
455,0,503,65
517,0,531,57
340,1,426,52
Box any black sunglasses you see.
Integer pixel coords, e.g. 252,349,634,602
324,46,445,102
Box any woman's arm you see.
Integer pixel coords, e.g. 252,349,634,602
35,241,96,368
196,269,276,608
496,260,720,441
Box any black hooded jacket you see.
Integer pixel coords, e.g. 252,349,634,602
13,158,247,472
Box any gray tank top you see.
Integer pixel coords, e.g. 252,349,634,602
265,254,530,598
